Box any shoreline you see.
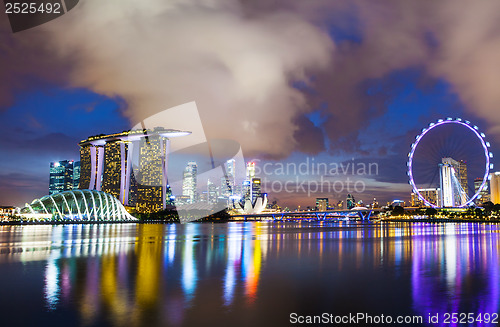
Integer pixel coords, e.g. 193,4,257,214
2,217,500,226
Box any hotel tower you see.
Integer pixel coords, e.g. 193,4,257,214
79,128,190,213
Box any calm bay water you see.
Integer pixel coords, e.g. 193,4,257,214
0,221,499,326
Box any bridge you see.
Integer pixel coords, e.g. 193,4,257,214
230,208,383,221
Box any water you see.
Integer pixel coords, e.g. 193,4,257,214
0,221,499,326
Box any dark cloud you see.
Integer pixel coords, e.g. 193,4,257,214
0,16,70,110
292,114,325,154
4,1,500,158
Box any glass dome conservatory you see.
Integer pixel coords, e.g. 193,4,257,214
20,190,136,221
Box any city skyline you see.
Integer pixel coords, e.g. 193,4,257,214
3,1,500,208
2,3,500,326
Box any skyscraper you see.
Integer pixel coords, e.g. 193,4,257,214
251,178,262,203
182,162,198,203
226,159,236,181
73,161,80,189
440,157,468,207
78,128,190,213
221,159,236,198
102,140,133,204
136,134,169,213
207,179,218,204
490,172,500,204
474,177,490,204
79,143,104,190
49,160,75,195
246,162,256,180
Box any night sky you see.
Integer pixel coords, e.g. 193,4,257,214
1,1,500,208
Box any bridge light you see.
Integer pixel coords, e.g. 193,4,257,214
465,120,471,124
438,119,444,123
487,142,491,147
429,122,435,127
490,164,494,169
474,125,479,130
481,133,486,137
422,128,427,133
456,118,462,121
447,117,452,121
490,152,493,158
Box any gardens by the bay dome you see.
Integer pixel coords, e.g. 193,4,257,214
20,190,136,221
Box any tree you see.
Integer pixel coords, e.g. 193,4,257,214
482,201,494,215
425,207,438,217
392,206,405,216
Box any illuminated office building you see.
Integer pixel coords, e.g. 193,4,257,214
251,178,262,203
242,162,258,202
316,198,329,211
102,141,133,204
226,159,236,182
243,180,252,202
49,160,76,195
182,162,198,203
79,144,104,190
411,188,440,207
207,179,218,204
136,134,169,213
474,177,490,204
490,172,500,204
442,157,468,191
221,159,236,197
73,161,80,189
246,162,256,180
440,157,468,207
78,128,190,213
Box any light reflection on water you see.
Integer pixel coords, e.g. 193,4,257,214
0,222,499,326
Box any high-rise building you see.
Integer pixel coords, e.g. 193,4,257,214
346,194,356,209
246,162,256,180
79,144,104,191
73,161,80,189
251,178,262,203
128,165,139,207
182,161,198,203
221,159,236,197
490,172,500,204
440,157,468,207
242,180,252,202
411,188,440,207
136,134,169,213
78,128,190,213
207,179,218,204
474,177,490,204
49,160,75,195
315,198,328,211
102,141,122,200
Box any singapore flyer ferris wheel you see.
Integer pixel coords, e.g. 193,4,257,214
408,118,493,208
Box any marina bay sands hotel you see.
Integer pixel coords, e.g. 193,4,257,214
78,128,190,213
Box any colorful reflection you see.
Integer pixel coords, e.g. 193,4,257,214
0,222,499,326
